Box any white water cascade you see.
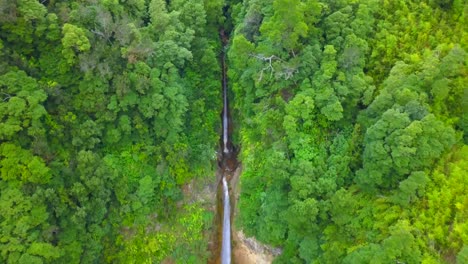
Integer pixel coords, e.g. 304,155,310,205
221,176,231,264
219,30,233,263
222,57,229,154
220,45,231,263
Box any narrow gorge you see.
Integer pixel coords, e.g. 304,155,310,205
208,27,239,264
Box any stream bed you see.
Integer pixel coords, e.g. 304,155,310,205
208,28,238,264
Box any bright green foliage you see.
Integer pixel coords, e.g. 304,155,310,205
112,203,211,263
0,187,56,263
61,24,91,64
458,246,468,264
17,0,47,21
0,71,47,140
1,0,466,263
260,0,309,51
228,0,467,263
0,143,51,185
0,0,222,262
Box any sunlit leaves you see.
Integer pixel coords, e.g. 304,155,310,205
0,143,51,185
0,188,54,263
0,71,47,140
61,23,91,64
27,243,61,260
17,0,46,21
260,0,309,51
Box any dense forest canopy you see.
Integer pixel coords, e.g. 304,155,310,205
0,0,224,262
0,0,467,263
228,0,467,263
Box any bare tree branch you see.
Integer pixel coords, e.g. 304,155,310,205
1,92,12,102
250,53,282,82
250,53,298,81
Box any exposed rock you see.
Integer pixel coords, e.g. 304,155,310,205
233,230,282,264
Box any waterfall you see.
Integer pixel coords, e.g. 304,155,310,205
222,53,229,154
223,97,228,153
221,176,231,264
218,29,234,264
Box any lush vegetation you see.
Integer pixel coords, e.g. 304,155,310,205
1,0,467,263
228,0,467,263
0,0,225,263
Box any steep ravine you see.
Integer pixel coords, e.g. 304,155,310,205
207,27,238,264
208,24,279,263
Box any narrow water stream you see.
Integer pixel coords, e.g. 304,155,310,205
221,176,231,263
220,28,234,264
209,28,238,264
222,43,229,155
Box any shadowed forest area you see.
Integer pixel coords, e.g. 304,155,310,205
0,0,467,263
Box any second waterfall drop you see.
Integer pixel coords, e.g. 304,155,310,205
221,176,231,264
219,28,236,264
